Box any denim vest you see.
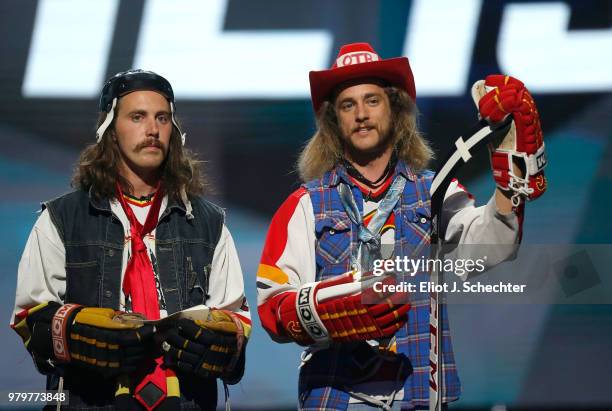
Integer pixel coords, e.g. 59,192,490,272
42,188,223,409
299,161,460,410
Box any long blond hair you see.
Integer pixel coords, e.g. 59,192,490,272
297,87,433,182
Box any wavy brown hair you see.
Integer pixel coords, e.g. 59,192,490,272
72,113,207,200
297,87,433,182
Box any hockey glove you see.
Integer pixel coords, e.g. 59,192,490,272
12,302,61,373
56,305,155,377
12,302,155,377
472,74,547,206
277,273,410,346
162,309,250,384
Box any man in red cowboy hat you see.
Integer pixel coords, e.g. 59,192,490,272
11,70,250,410
256,43,546,410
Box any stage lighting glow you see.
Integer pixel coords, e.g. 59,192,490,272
403,0,482,96
22,0,119,98
133,0,332,99
20,0,612,99
498,3,612,93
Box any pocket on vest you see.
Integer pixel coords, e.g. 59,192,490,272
401,207,432,247
182,243,213,307
65,260,100,305
315,217,352,264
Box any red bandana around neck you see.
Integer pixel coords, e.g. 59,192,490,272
116,182,164,318
115,182,169,411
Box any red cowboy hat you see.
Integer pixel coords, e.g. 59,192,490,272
309,42,416,113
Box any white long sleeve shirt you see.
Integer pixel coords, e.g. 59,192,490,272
12,195,250,323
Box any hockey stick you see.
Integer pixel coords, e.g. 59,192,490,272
428,117,512,411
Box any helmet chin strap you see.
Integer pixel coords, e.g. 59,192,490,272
95,97,117,143
95,99,187,146
170,102,186,146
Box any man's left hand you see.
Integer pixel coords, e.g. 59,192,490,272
472,74,547,207
161,310,249,384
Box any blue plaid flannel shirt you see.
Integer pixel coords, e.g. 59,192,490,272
299,160,460,410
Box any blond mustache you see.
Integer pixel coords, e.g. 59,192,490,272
352,123,375,132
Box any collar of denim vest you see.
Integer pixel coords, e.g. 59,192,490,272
87,186,187,215
323,158,417,188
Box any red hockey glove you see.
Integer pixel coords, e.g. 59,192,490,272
276,273,410,346
472,75,547,206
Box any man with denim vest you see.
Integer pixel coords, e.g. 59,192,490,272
256,43,546,410
11,70,250,410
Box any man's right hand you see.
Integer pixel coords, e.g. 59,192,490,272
276,273,410,346
52,304,154,377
